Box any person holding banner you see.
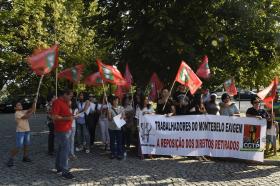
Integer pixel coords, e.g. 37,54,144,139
173,85,193,115
205,93,220,115
245,97,273,155
108,96,125,160
139,96,155,159
219,93,240,116
7,99,36,167
156,88,176,116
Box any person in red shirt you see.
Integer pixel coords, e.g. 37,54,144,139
51,89,74,179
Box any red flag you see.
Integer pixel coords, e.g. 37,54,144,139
196,55,210,79
96,60,127,86
224,78,238,96
84,72,103,86
175,61,202,95
258,77,278,108
124,63,133,89
27,45,59,76
149,73,164,101
58,64,84,83
257,77,278,100
115,85,126,100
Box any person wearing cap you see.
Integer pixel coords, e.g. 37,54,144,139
219,93,240,116
205,93,220,115
99,95,110,150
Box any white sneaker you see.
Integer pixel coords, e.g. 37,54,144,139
75,147,82,152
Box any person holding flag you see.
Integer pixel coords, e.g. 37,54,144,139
156,88,176,116
7,99,37,167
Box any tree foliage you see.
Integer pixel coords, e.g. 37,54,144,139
95,0,280,89
1,0,280,98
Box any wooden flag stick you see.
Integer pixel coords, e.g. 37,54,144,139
102,80,110,109
34,75,44,115
162,80,176,111
55,68,58,98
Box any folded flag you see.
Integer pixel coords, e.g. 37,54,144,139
224,78,238,96
196,55,210,79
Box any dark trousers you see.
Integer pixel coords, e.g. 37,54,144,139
122,126,131,150
55,131,71,173
86,113,98,146
109,129,123,157
48,122,55,153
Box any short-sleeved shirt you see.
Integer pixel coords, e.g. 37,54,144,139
52,98,72,132
15,110,30,132
246,107,269,119
108,106,124,130
219,102,239,116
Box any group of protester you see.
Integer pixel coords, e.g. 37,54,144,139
6,85,280,179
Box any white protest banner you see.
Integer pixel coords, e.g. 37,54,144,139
113,114,126,128
139,114,266,162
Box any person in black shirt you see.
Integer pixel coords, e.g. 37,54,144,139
156,88,176,116
173,85,193,115
246,97,270,147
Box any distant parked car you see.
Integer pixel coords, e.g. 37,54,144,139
0,95,46,113
233,91,257,101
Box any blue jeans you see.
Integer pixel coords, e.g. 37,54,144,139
76,123,90,149
16,131,31,148
69,127,76,156
109,129,123,157
55,131,71,173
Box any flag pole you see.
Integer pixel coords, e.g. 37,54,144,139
55,68,58,98
102,80,110,109
162,80,176,111
34,75,44,115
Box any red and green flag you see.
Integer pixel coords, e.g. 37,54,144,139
258,77,278,109
148,73,163,101
27,44,59,76
96,60,127,86
196,55,210,79
175,61,202,95
58,64,84,83
224,78,238,96
84,72,103,86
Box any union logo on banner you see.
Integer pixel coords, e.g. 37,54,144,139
241,124,263,152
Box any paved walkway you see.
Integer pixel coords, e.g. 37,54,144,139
0,113,280,185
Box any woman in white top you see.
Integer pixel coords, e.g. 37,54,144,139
140,96,155,115
69,101,79,159
99,96,110,150
139,96,155,159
